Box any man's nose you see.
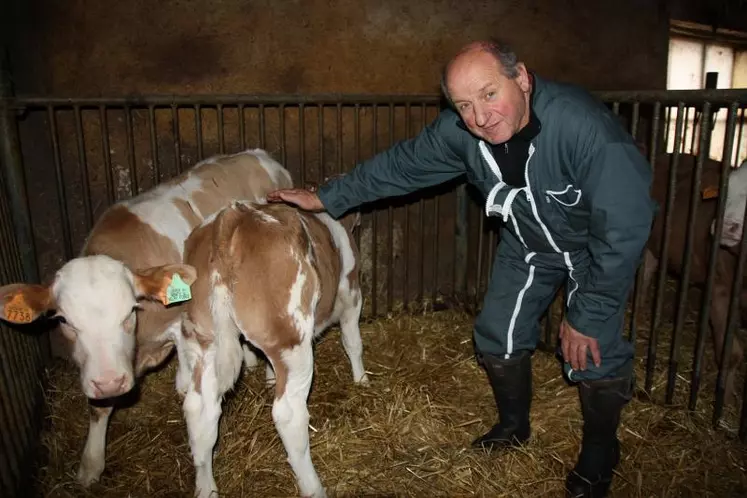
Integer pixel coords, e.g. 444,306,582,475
474,104,490,127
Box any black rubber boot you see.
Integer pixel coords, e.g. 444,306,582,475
565,375,633,498
471,350,532,451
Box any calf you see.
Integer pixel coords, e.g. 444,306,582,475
180,201,368,498
0,148,293,486
643,152,747,404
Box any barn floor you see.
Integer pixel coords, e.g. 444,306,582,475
33,307,747,498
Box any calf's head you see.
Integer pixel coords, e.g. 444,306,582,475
0,255,196,399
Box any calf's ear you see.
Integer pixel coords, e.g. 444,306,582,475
0,283,56,325
133,264,197,306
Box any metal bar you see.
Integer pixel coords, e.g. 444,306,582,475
299,104,305,187
148,105,160,184
594,88,747,105
336,103,342,175
259,104,266,150
73,105,93,232
12,94,444,107
99,106,115,206
612,102,620,115
387,103,394,314
740,374,747,442
1,333,34,462
690,102,738,411
418,103,426,305
475,213,485,303
171,105,182,174
47,106,73,260
371,104,378,316
10,89,745,107
125,106,138,195
353,104,361,258
455,184,468,300
0,346,23,493
646,103,686,394
238,104,245,151
195,104,203,161
690,106,699,154
318,104,324,181
217,104,225,155
627,101,642,344
734,107,745,166
432,196,440,306
0,82,39,283
665,101,712,405
403,103,411,310
279,104,286,166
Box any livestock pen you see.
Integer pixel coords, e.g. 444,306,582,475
2,58,747,495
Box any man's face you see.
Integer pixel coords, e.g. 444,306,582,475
446,50,531,144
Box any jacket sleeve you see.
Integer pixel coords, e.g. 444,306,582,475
564,140,655,339
317,112,466,218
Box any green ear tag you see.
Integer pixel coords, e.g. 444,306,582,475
166,273,192,305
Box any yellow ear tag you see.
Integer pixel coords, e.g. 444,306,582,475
4,294,34,324
702,186,719,200
165,274,192,305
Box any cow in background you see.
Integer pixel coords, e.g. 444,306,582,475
643,151,747,405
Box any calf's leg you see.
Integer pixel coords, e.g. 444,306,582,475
270,338,326,498
183,351,223,498
338,289,369,384
77,404,113,486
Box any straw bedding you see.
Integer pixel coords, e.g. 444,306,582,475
33,301,747,497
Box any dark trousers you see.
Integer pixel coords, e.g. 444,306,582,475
473,231,634,381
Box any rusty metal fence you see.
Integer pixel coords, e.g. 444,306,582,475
1,86,747,493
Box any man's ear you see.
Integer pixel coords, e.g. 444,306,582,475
515,62,530,92
133,264,197,306
0,283,56,325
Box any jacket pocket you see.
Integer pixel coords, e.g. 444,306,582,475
545,184,582,207
543,184,587,233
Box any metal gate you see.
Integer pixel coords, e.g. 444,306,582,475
1,82,747,495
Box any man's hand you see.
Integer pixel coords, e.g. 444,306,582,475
266,188,325,212
559,318,601,371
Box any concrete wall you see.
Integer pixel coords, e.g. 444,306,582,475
8,0,669,96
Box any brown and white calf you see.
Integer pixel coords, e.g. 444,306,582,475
643,152,747,404
180,201,368,498
0,148,293,486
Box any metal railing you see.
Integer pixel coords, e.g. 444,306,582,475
1,87,747,495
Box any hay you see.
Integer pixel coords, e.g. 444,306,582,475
34,308,747,497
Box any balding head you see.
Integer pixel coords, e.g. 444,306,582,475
440,40,531,144
441,40,521,105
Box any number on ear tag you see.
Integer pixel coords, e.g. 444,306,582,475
165,274,192,305
4,294,34,324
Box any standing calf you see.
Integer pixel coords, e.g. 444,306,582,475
0,148,293,486
180,201,369,498
644,152,747,404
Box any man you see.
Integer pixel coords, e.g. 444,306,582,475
267,40,655,497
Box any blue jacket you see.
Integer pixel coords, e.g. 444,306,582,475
318,74,656,339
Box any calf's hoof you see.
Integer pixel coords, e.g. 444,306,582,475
76,460,104,487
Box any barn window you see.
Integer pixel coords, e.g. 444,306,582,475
666,20,747,166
